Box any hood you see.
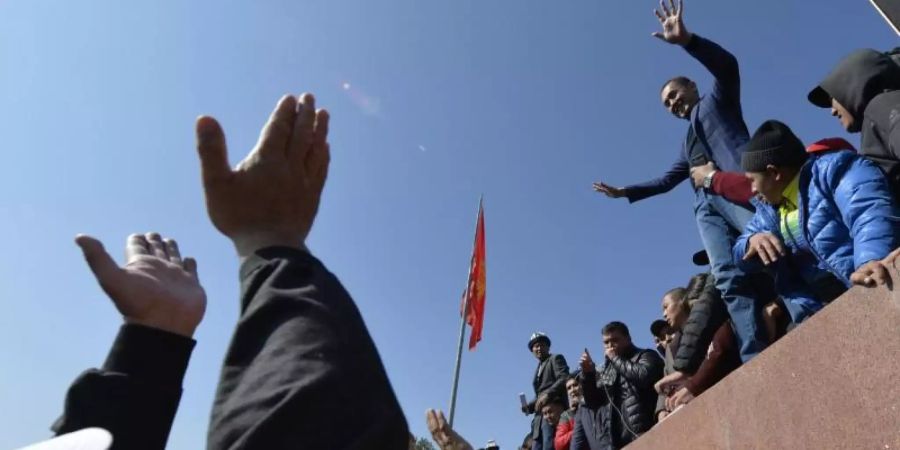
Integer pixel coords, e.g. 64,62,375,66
806,137,856,154
808,49,900,132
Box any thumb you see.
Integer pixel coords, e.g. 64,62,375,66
743,245,757,261
651,32,665,40
75,234,121,284
196,116,231,185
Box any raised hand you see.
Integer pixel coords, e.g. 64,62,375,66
580,349,595,373
652,0,691,46
196,93,330,257
425,409,474,450
76,233,206,337
593,181,627,199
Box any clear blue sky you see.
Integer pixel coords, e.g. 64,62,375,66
0,0,895,448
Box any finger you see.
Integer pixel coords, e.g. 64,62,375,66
164,238,183,266
652,32,666,41
255,95,297,161
145,232,169,260
760,241,778,264
289,93,317,170
850,271,868,286
669,0,677,16
654,8,665,22
678,0,684,17
871,264,889,286
125,233,151,263
307,109,331,189
75,234,122,286
196,116,232,186
769,236,785,256
183,257,199,278
756,246,771,265
743,245,758,261
659,0,671,16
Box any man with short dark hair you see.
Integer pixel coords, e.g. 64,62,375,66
592,0,770,363
734,120,900,319
579,322,663,448
523,332,570,450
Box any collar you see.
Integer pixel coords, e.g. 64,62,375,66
780,174,801,210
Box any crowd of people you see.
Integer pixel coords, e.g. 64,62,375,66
433,1,900,449
31,1,899,449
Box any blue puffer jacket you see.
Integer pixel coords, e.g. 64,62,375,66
734,150,899,291
626,34,750,202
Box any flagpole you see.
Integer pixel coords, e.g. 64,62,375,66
448,195,483,427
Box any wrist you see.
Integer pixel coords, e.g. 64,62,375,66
677,31,693,47
126,317,198,338
231,232,307,258
702,170,717,189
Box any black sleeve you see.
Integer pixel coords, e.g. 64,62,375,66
207,247,409,450
51,324,195,450
579,371,608,409
608,350,664,389
539,354,571,399
684,34,741,105
673,279,728,373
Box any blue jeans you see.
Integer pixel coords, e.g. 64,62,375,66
531,418,554,450
694,189,768,362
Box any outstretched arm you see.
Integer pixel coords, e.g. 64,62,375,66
53,233,206,450
198,94,409,449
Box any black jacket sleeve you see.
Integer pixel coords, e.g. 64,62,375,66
207,247,409,450
607,350,664,389
52,324,195,450
579,371,607,410
673,277,728,374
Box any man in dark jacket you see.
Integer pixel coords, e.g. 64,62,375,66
808,49,900,199
578,322,663,449
523,332,570,450
592,0,769,363
735,120,900,317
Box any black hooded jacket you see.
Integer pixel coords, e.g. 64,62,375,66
811,49,900,195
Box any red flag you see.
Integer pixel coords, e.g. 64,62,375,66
461,201,486,350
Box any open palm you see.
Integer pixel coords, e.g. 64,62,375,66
652,0,691,46
77,233,206,337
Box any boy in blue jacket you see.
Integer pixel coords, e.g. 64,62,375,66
734,120,899,323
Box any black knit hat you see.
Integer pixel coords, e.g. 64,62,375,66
741,120,807,172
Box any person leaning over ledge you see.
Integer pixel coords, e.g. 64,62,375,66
734,120,900,323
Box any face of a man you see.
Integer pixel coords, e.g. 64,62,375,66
541,403,564,427
603,330,631,357
566,378,582,406
746,168,785,205
532,341,549,361
831,98,856,131
662,294,688,330
661,81,699,119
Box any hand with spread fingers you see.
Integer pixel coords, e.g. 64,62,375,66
652,0,691,46
593,181,627,199
744,232,785,266
425,409,474,450
196,93,331,257
76,233,206,337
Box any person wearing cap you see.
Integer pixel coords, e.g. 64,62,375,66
808,49,900,199
734,120,900,322
591,0,772,363
523,332,570,450
649,319,674,357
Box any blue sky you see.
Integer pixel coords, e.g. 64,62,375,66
0,0,895,448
